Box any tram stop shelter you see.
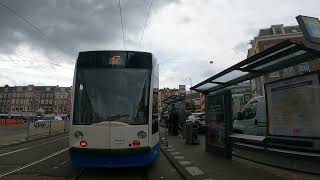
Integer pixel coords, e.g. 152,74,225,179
190,39,320,94
189,15,320,174
161,94,186,129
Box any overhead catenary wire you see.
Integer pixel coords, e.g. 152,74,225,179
0,1,68,58
138,0,153,49
14,52,64,67
118,0,126,51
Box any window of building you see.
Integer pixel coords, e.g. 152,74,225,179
45,99,48,104
283,66,294,77
12,93,16,97
0,93,2,98
49,99,53,104
263,44,275,50
28,87,32,91
41,99,44,104
50,93,53,98
269,71,280,78
273,27,283,35
21,93,24,98
27,106,30,111
19,99,23,104
298,62,310,74
46,93,49,98
46,87,51,91
245,95,250,102
17,87,22,91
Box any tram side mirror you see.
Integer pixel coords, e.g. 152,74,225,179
236,112,243,120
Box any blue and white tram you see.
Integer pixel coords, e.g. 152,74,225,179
69,51,160,167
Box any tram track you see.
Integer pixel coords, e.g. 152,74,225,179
73,166,149,180
72,168,87,180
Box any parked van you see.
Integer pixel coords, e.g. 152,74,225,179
233,96,267,136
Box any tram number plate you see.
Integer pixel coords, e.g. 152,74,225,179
112,138,126,144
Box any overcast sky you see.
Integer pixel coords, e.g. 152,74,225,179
0,0,320,89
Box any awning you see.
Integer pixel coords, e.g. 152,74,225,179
190,40,320,94
161,95,185,105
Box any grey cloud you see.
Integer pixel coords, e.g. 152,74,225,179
180,16,192,24
233,41,250,54
0,0,175,64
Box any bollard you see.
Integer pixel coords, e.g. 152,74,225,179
63,117,67,133
26,119,30,140
48,120,52,136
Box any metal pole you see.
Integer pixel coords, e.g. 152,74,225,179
48,118,52,136
63,116,67,133
26,117,30,140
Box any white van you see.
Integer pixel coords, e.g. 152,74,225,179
233,96,267,136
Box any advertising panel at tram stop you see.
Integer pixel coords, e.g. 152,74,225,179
205,90,232,158
265,72,320,139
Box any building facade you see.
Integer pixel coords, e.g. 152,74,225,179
0,85,72,115
200,93,205,112
248,24,320,97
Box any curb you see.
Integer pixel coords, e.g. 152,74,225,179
161,147,189,180
160,146,212,180
0,132,68,149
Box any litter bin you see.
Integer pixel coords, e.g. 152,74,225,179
186,122,200,145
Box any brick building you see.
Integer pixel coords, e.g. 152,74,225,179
0,85,72,115
248,24,320,97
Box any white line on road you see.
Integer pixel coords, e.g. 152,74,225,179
0,147,69,178
52,159,69,169
0,136,68,157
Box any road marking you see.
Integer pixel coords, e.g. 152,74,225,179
167,148,176,151
0,136,68,157
185,166,204,176
179,161,191,165
168,145,173,148
53,159,69,169
203,178,214,180
174,156,184,160
0,147,69,178
170,152,181,155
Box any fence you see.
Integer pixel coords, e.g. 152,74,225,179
0,118,70,147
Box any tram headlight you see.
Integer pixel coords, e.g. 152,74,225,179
137,131,147,139
74,131,83,139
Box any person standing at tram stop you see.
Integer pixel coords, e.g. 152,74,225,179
168,110,175,135
170,109,179,136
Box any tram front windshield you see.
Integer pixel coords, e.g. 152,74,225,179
73,68,150,125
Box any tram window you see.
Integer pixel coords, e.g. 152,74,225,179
73,68,151,125
152,76,159,134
